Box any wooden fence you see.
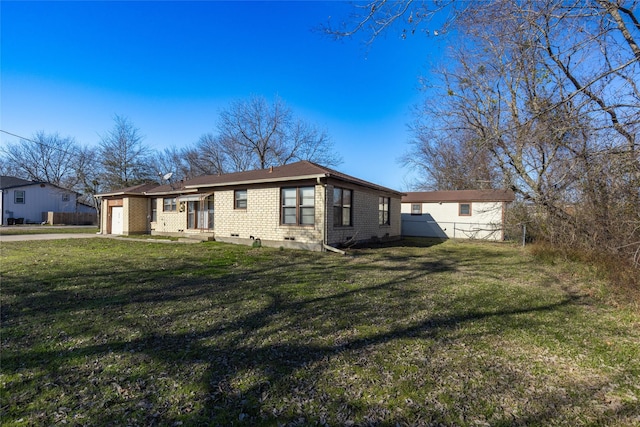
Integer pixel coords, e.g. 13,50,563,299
42,212,97,225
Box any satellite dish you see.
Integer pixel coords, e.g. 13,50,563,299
162,172,173,181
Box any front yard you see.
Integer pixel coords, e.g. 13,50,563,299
1,238,638,426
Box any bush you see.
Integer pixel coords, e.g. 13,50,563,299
529,242,640,306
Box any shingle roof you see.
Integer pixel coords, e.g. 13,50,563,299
402,189,515,203
0,176,82,195
97,182,160,197
0,176,36,189
145,161,403,196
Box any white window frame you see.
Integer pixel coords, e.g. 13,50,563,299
14,190,25,204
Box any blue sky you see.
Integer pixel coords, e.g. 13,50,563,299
1,1,446,190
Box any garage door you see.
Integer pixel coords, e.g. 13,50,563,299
111,206,124,235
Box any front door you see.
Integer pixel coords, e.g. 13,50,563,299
187,196,214,230
187,201,198,229
111,206,124,235
205,196,214,230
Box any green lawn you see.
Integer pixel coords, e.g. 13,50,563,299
1,238,638,426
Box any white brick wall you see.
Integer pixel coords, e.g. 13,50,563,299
152,198,187,233
325,182,401,246
214,185,323,243
102,179,402,250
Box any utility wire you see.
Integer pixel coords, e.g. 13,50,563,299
0,129,41,145
0,129,84,158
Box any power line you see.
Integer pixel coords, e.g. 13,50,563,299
0,129,40,145
0,129,81,157
0,129,102,189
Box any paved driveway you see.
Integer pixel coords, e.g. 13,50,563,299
0,233,195,244
0,233,101,242
0,225,100,242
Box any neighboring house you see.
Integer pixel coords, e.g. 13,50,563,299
401,189,515,240
96,161,403,251
0,176,96,225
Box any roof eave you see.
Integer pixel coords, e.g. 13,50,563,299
186,173,404,196
145,189,198,196
96,191,145,197
184,173,328,189
404,197,515,203
325,175,404,196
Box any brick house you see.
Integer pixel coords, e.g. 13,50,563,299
97,161,403,251
401,189,515,240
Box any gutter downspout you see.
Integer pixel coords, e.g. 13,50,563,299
95,196,103,234
323,243,346,255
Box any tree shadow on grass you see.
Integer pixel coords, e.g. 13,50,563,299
197,291,638,426
3,241,637,425
352,236,448,249
76,294,583,425
3,288,584,425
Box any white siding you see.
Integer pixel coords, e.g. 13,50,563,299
2,184,83,225
401,201,505,240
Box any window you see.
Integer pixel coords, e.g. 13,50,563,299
299,187,315,225
62,194,70,202
235,190,247,209
379,197,390,225
282,188,297,224
333,187,352,227
411,203,422,215
163,197,177,212
459,203,471,216
281,186,315,225
14,190,25,204
151,198,158,222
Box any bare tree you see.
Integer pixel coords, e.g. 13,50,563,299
322,0,457,44
278,118,342,166
401,134,501,191
153,146,195,182
0,156,22,177
190,133,254,175
73,145,101,204
215,95,342,171
403,100,503,190
218,96,284,170
0,131,85,189
98,115,155,190
328,0,639,265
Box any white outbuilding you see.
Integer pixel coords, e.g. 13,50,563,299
401,189,515,241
